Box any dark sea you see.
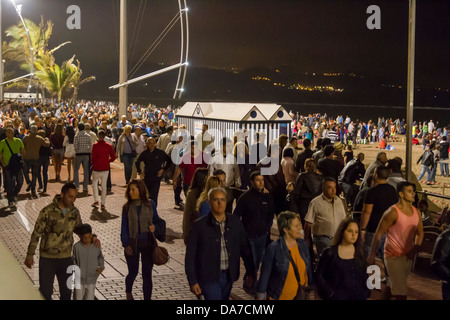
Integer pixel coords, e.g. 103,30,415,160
285,103,450,126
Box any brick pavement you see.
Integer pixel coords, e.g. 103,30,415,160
0,159,444,300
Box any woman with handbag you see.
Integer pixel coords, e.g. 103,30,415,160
314,217,371,300
120,179,156,300
256,211,313,300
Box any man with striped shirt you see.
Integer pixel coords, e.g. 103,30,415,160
74,123,93,193
326,126,338,144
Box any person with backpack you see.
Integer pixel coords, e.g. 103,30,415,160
417,143,436,184
0,127,25,207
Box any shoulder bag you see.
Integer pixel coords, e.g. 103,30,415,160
126,137,137,158
152,233,169,266
5,139,25,173
287,249,310,300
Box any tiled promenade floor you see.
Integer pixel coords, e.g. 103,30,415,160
0,160,444,300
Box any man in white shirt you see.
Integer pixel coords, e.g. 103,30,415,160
131,126,147,180
156,126,174,154
428,120,435,133
84,124,97,144
345,116,351,125
304,177,348,256
195,123,215,152
282,136,299,163
348,122,354,135
209,137,241,188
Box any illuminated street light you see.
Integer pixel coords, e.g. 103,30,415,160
0,0,35,95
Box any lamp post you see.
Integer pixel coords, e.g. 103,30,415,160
405,0,416,181
119,0,128,117
0,0,35,100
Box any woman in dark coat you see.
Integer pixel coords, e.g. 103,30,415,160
314,218,371,300
120,179,156,300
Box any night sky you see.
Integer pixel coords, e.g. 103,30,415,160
2,0,449,94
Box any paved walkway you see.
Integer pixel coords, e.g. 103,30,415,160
0,160,444,300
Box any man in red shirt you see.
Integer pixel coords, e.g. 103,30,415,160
91,130,116,210
172,141,210,195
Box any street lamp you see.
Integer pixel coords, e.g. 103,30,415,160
0,0,35,101
405,0,416,181
10,0,34,92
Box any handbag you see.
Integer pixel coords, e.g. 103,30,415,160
287,250,310,300
126,137,137,158
5,139,25,173
152,233,169,266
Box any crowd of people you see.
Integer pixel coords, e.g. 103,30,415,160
290,113,408,147
0,99,448,301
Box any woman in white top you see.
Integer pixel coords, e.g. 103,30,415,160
63,125,76,181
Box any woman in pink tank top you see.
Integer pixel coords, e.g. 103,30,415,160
384,204,420,258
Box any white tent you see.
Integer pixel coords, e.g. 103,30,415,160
3,92,42,103
175,102,292,148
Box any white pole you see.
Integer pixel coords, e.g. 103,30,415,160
0,73,34,86
119,0,128,117
405,0,416,181
110,63,186,90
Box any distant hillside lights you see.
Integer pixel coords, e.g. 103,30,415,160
252,76,271,81
252,76,343,92
288,84,344,93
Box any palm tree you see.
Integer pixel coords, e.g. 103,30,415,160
34,55,78,103
69,59,96,107
35,55,95,104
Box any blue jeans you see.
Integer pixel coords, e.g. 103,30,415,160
121,153,134,184
417,165,432,182
125,245,154,300
38,155,50,189
4,167,24,203
431,166,437,182
249,233,269,272
200,270,232,300
74,155,90,190
174,176,182,205
440,160,449,177
24,159,40,191
313,235,331,257
364,232,386,259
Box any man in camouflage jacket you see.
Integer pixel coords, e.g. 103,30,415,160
24,182,99,300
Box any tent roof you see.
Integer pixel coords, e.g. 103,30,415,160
176,102,292,122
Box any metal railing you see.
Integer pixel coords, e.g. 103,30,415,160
417,190,450,205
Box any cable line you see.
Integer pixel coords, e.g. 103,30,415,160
111,0,120,60
128,11,181,79
129,0,147,70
